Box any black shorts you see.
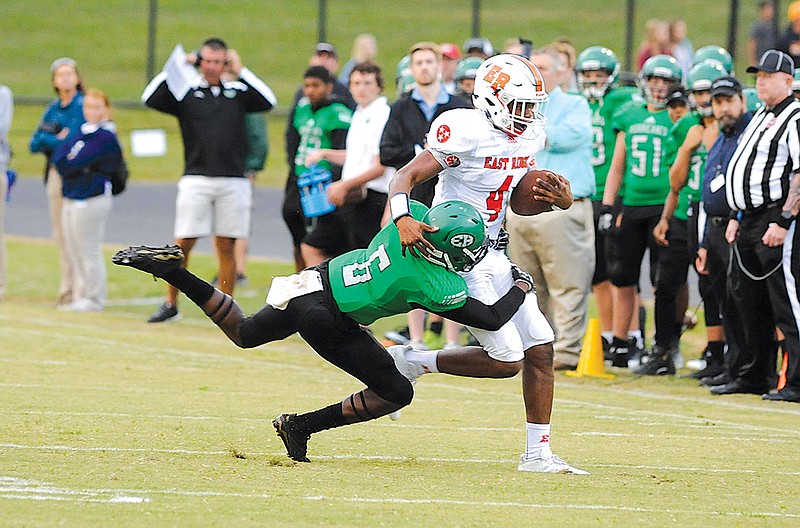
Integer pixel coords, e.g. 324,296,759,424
607,204,663,288
302,207,353,258
592,198,622,285
343,189,388,250
282,178,309,248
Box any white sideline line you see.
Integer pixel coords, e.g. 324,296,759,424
3,444,800,476
0,476,797,518
571,431,800,443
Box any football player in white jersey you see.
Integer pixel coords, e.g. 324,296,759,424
387,54,587,474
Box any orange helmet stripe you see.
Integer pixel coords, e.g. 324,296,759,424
515,55,545,92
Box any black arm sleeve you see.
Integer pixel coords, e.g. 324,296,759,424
419,286,526,331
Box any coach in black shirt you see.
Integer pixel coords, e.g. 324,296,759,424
719,50,800,402
142,37,276,323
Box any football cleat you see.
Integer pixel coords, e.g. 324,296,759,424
147,302,181,324
112,245,184,278
518,454,589,475
272,413,311,462
386,345,425,384
633,345,676,376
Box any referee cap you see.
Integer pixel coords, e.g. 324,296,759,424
746,49,794,75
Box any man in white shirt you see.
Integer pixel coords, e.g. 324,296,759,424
307,62,392,249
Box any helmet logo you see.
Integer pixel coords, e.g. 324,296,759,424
450,233,476,248
483,65,510,90
436,124,451,143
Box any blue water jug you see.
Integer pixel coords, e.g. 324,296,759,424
297,165,336,218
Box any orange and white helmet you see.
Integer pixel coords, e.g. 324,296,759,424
472,54,548,139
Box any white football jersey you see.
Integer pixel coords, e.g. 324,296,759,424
427,108,546,238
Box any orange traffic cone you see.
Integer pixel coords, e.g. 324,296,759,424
566,318,615,379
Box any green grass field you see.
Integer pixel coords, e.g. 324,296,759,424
3,1,760,186
1,237,799,527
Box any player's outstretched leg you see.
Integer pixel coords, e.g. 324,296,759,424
112,245,184,278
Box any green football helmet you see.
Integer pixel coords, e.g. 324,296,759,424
395,55,411,82
639,54,682,108
422,201,488,273
793,68,800,93
691,45,733,74
575,46,620,99
687,60,727,116
742,87,764,113
454,56,483,82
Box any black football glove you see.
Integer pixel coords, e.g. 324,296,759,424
493,228,510,251
597,204,615,235
511,265,535,293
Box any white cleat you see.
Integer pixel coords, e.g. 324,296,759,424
386,345,424,421
517,454,590,475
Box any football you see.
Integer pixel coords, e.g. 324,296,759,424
509,169,561,216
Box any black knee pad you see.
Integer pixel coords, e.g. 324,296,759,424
377,375,414,407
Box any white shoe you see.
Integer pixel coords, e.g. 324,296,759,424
518,453,589,475
386,345,425,421
386,345,425,384
57,298,103,312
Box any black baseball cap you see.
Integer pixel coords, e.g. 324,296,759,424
665,84,689,107
710,76,743,98
746,49,794,75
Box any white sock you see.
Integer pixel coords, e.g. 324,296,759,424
524,422,553,460
601,331,614,343
628,330,644,349
406,349,439,373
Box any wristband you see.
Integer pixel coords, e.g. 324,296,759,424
777,211,796,230
390,193,411,223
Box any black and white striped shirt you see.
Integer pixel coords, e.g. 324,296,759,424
726,95,800,211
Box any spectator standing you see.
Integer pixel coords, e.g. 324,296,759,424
51,89,121,312
750,1,777,66
283,43,355,271
439,43,461,94
463,37,494,60
548,40,579,93
339,34,378,86
294,66,353,266
694,76,751,386
506,48,595,369
0,84,11,301
306,62,392,250
379,42,470,350
777,1,800,66
141,37,276,323
575,46,638,352
29,58,85,306
598,55,682,370
636,19,672,70
669,19,694,79
716,50,800,402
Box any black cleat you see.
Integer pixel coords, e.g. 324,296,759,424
633,345,675,376
112,245,184,278
273,413,311,462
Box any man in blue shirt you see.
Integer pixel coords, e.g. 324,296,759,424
506,47,595,369
694,76,753,390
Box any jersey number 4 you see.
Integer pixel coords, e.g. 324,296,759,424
341,244,391,286
486,175,513,221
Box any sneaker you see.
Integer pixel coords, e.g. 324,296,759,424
384,326,410,345
272,413,311,462
633,345,675,375
236,273,249,288
626,337,647,369
602,336,612,361
147,302,181,323
609,342,629,368
112,245,184,278
518,453,589,475
386,345,424,384
686,360,724,380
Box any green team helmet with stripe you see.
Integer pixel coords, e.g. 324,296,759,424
640,54,682,108
742,87,764,113
576,46,620,99
692,45,733,74
687,60,727,116
422,201,488,272
793,68,800,93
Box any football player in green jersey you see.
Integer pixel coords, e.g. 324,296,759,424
598,54,682,370
113,200,545,464
646,60,727,375
576,45,638,352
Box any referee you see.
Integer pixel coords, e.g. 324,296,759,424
720,50,800,402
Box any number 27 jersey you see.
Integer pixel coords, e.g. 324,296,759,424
426,108,545,239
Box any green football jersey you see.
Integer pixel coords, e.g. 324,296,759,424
328,201,469,325
612,100,673,206
293,99,352,176
664,112,707,221
588,86,638,201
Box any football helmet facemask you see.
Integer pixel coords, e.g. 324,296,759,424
639,54,682,109
576,46,620,99
472,54,548,139
422,201,488,273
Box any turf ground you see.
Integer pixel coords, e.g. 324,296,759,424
1,237,799,527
